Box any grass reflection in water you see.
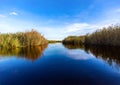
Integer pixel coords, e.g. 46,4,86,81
63,44,120,67
0,44,48,61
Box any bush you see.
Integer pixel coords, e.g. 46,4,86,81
62,36,85,45
0,29,48,48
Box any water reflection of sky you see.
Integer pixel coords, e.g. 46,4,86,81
0,43,120,85
65,49,95,60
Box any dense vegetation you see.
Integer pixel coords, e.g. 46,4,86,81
62,36,85,45
85,24,120,46
48,40,62,43
0,45,48,61
0,29,48,48
63,24,120,46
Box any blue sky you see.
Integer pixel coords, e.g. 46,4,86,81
0,0,120,40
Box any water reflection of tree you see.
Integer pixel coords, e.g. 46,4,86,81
63,44,120,66
0,45,48,61
86,46,120,66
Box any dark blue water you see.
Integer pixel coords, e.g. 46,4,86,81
0,43,120,85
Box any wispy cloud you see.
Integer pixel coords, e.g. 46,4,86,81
1,6,120,40
0,14,6,18
9,11,18,16
65,23,89,33
115,8,120,12
62,23,99,36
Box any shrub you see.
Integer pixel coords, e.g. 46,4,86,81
0,29,48,48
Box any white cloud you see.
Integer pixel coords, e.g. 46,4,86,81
62,23,99,35
1,7,120,40
115,8,120,12
65,23,89,33
0,14,6,18
36,22,99,40
0,23,20,33
9,11,18,16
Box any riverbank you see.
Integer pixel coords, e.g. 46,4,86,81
63,24,120,46
0,29,48,49
48,40,62,43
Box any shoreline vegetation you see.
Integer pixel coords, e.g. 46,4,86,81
48,40,62,43
1,24,120,49
0,29,48,49
63,24,120,46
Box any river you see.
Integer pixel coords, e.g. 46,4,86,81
0,43,120,85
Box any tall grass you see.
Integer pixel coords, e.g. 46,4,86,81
63,24,120,46
85,24,120,46
62,36,85,45
0,29,48,48
48,40,62,43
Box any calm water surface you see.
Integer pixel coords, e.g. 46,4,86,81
0,43,120,85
